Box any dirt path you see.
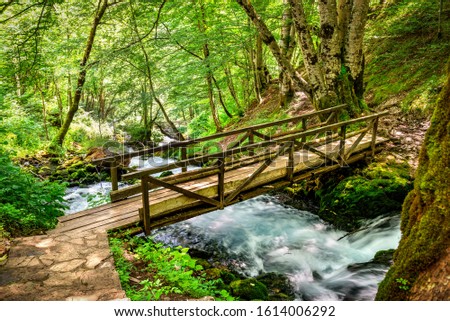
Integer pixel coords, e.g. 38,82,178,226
378,108,430,171
0,230,126,301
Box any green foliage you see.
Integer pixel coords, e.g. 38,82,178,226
109,235,234,301
86,191,111,208
0,106,47,157
365,0,449,113
316,161,413,230
0,150,67,236
395,278,410,291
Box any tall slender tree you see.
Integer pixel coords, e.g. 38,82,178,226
49,0,110,150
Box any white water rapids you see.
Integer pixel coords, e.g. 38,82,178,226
63,155,401,301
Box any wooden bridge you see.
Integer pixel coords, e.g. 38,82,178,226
51,105,388,236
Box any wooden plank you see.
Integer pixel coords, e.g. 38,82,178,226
339,125,347,166
345,126,370,159
218,157,225,209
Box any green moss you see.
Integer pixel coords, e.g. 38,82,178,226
376,60,450,301
159,170,174,178
230,279,268,301
316,162,413,230
372,249,395,265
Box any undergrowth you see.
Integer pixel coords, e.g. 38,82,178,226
0,149,67,236
109,234,234,301
365,0,449,113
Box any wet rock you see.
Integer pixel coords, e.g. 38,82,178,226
230,278,268,301
256,272,295,301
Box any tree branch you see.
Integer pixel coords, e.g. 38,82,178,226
236,0,312,96
0,1,44,23
110,0,167,54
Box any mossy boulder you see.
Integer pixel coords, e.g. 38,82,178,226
256,272,295,301
50,159,101,186
347,249,395,272
230,278,268,300
316,161,413,231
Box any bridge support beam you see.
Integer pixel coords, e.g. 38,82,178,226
141,176,151,235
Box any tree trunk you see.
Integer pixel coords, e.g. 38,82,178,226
279,0,296,107
212,75,233,118
198,2,222,132
255,34,268,93
36,82,49,140
224,65,242,111
49,0,109,150
53,77,64,127
238,0,370,115
376,60,450,301
237,0,312,98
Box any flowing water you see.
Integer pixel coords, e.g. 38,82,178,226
63,155,401,301
152,196,400,301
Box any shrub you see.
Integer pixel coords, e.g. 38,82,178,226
0,150,67,236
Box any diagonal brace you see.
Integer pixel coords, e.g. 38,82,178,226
146,175,220,207
225,143,288,204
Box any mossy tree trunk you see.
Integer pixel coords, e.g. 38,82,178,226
376,60,450,301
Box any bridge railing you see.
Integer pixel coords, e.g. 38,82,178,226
92,104,347,201
115,108,388,235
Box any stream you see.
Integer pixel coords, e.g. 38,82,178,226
63,155,401,301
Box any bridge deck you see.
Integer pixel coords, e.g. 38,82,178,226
50,135,387,235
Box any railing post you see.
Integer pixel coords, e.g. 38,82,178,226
181,146,187,173
217,156,225,209
301,118,307,142
286,141,294,182
248,129,254,156
339,125,347,166
141,175,151,235
111,161,119,191
371,117,379,157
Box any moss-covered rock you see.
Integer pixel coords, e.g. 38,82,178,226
316,161,413,231
256,272,295,301
230,278,268,300
347,249,395,272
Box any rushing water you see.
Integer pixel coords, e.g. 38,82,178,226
152,196,401,301
63,155,401,301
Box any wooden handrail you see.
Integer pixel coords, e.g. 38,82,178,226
122,110,388,180
126,109,387,235
92,104,347,165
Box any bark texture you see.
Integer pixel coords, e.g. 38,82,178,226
238,0,370,114
376,61,450,301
